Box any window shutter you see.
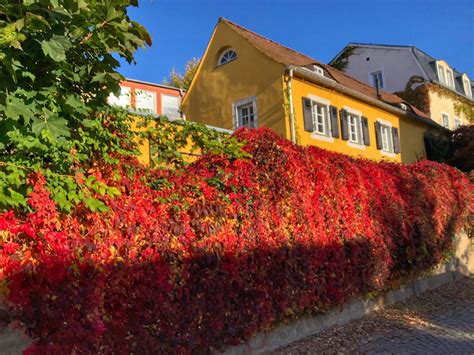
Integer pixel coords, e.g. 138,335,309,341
340,109,349,140
302,98,313,132
361,116,370,146
392,127,401,154
375,122,382,150
329,106,339,138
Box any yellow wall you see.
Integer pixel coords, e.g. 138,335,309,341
428,89,471,128
399,119,427,163
181,21,288,137
289,77,402,163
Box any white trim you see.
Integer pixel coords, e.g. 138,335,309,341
308,95,332,137
217,48,237,66
369,69,385,89
311,132,334,143
232,96,258,129
308,94,330,106
381,150,396,158
343,106,362,117
161,93,181,119
441,111,450,129
135,89,157,114
376,118,393,127
376,118,395,154
454,117,461,129
347,141,366,150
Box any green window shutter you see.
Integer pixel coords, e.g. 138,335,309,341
302,97,313,132
375,121,382,150
361,116,370,146
392,127,401,154
330,106,339,138
340,109,349,140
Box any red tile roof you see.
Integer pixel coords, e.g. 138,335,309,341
220,17,432,121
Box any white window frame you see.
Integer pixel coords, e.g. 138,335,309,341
376,118,396,157
161,94,181,120
454,117,461,129
217,49,237,66
344,106,365,150
307,94,334,142
441,112,450,129
108,86,131,108
135,89,157,114
445,68,455,88
462,77,472,98
369,69,385,89
232,96,257,129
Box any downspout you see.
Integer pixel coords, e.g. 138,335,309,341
286,67,296,144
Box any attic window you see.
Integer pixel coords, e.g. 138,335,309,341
309,65,325,77
436,62,454,88
463,77,472,98
218,49,237,66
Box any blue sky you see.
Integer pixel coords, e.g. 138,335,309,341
119,0,474,83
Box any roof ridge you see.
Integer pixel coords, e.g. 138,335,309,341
219,17,317,64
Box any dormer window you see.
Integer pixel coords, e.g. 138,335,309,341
218,49,237,66
309,65,324,77
436,61,454,88
462,75,472,98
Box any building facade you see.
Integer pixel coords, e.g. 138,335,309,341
108,78,185,164
330,44,473,130
182,18,442,164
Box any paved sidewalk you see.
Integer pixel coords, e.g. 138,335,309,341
276,276,474,354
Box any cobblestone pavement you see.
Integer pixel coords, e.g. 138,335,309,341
276,276,474,354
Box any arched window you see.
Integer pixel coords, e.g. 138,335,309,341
218,49,237,66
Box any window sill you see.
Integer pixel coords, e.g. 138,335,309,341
381,150,396,158
311,133,334,143
347,141,366,150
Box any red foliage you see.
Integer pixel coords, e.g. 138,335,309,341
0,128,472,353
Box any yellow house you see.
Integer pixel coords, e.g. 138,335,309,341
182,18,443,164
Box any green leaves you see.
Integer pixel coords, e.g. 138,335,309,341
32,116,70,139
0,1,151,211
41,35,73,62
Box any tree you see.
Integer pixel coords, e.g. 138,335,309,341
164,57,200,90
0,0,151,210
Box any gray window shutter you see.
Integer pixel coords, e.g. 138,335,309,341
330,106,339,138
361,116,370,146
340,109,349,140
302,98,313,132
375,122,382,150
392,127,401,154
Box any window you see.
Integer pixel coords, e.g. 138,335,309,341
309,65,325,77
442,113,450,129
312,102,329,135
348,113,361,144
161,94,180,119
218,49,237,66
135,90,156,114
446,69,454,88
437,65,446,85
380,124,393,152
370,70,384,89
463,78,472,98
108,86,131,108
237,103,255,128
454,117,461,129
233,97,257,128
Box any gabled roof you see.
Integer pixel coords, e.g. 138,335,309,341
331,43,474,100
220,18,432,121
